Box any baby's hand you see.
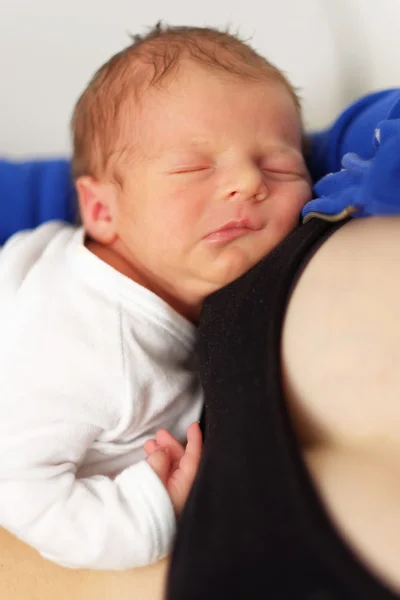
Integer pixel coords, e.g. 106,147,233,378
144,422,202,516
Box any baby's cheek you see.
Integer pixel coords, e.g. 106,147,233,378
270,197,303,240
282,181,311,221
298,179,313,205
172,197,207,237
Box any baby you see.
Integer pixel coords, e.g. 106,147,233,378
0,23,311,569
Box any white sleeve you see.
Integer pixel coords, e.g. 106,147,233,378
0,223,176,569
0,419,176,569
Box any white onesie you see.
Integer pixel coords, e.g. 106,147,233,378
0,222,203,569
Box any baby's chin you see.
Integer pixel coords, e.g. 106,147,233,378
202,244,266,290
195,223,294,293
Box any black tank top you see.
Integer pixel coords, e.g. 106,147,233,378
166,218,399,600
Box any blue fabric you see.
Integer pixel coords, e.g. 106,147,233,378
307,88,400,181
0,159,76,245
303,88,400,220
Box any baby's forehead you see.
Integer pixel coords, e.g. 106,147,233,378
137,66,291,118
116,62,299,162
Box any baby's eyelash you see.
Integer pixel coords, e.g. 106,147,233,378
171,166,211,174
262,169,304,180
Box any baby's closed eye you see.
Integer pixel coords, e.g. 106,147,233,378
169,165,213,174
262,168,308,182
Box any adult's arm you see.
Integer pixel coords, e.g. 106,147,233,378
0,527,168,600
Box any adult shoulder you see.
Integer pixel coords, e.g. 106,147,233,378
282,216,400,446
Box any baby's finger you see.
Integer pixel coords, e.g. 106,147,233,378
146,448,171,485
177,422,203,479
156,429,185,463
185,422,203,460
144,439,159,455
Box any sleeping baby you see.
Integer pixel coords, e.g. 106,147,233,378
0,22,311,569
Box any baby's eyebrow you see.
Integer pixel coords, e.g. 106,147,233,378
170,140,211,153
263,146,304,162
150,142,304,166
166,146,211,161
142,141,210,164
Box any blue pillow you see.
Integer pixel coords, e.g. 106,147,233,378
0,159,76,245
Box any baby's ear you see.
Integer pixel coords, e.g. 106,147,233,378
75,176,118,244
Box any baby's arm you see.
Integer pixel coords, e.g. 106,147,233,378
0,416,180,570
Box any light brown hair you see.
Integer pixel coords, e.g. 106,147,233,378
71,22,301,183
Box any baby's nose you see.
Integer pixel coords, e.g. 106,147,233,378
226,166,268,202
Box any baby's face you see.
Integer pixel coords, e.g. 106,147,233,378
113,63,311,307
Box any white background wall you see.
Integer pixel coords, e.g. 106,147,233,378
1,0,400,156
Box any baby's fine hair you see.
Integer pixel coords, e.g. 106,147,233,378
71,22,300,182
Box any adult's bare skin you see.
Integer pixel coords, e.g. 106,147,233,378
282,216,400,593
0,527,168,600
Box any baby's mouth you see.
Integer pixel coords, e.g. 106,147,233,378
204,219,261,244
